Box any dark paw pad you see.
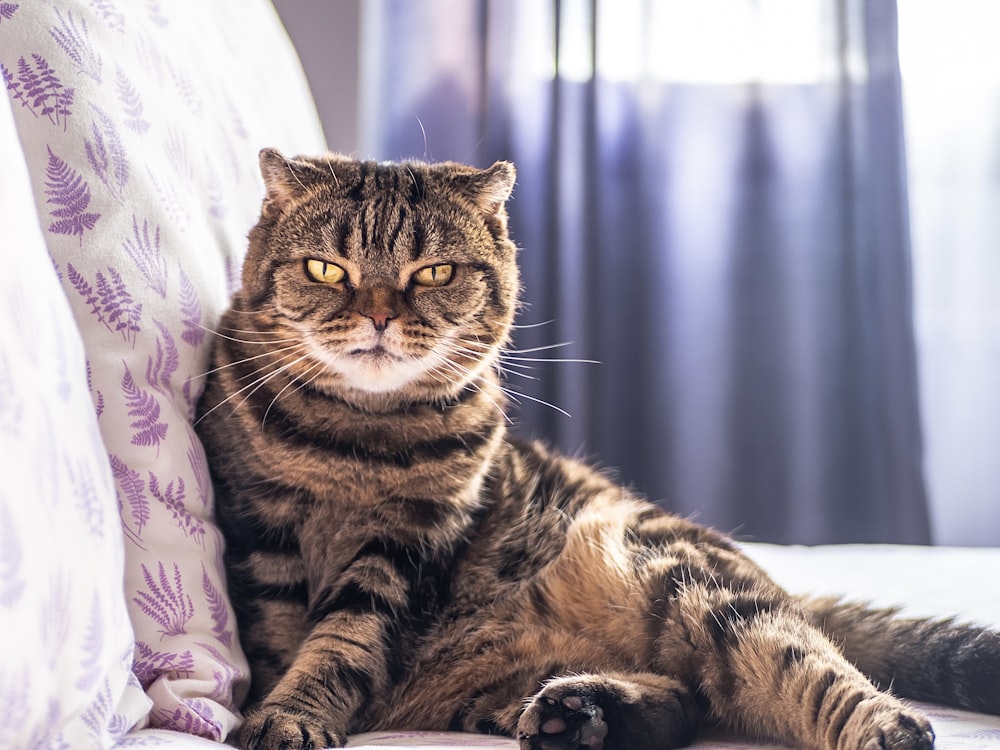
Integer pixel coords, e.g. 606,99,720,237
519,686,609,750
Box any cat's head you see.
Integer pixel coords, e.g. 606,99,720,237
238,148,518,405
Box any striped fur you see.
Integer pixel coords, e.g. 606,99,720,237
197,149,1000,750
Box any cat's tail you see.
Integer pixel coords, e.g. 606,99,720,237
799,595,1000,715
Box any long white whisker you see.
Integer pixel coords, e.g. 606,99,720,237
501,355,602,365
503,341,575,354
510,319,555,330
197,325,303,347
197,342,308,379
499,384,573,418
231,350,317,416
232,346,312,383
194,350,315,426
262,358,328,427
219,326,304,339
497,366,538,381
447,339,599,367
425,351,511,424
437,341,540,381
429,344,572,418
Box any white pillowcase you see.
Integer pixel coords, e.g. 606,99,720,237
0,0,326,740
0,93,151,748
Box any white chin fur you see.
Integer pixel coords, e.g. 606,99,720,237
335,354,432,394
307,340,434,394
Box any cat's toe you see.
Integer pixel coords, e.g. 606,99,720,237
518,685,608,750
236,706,344,750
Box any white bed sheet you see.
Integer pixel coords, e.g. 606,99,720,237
123,545,1000,749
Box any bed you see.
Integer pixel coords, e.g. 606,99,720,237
109,545,1000,748
1,2,997,749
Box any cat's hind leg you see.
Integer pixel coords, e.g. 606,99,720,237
516,672,702,750
655,580,935,750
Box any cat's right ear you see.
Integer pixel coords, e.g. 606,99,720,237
259,147,316,218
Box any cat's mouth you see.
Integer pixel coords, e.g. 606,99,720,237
348,344,400,360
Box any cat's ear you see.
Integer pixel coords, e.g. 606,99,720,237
470,161,516,217
258,147,324,217
444,161,516,218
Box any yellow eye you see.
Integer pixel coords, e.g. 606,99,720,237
305,259,346,284
412,263,454,287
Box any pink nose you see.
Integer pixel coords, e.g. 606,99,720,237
357,284,401,332
367,310,396,332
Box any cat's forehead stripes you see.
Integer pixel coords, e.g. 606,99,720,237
326,163,431,266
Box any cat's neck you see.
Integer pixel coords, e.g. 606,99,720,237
306,368,507,419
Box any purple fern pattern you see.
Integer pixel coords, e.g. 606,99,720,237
0,4,19,23
198,642,246,702
132,561,194,639
85,103,129,200
110,453,149,545
50,7,102,82
3,54,75,129
68,263,143,349
182,376,197,421
147,320,179,396
149,473,205,547
66,453,105,539
0,666,31,748
97,267,142,345
44,146,100,240
124,217,166,298
79,679,115,740
146,167,188,231
201,567,233,649
151,700,221,739
65,261,146,345
188,438,211,508
86,358,105,418
75,595,105,691
106,690,139,743
167,61,201,115
178,268,204,348
164,126,193,181
89,0,125,34
133,641,195,689
122,364,168,452
67,262,102,327
115,66,150,134
205,160,227,219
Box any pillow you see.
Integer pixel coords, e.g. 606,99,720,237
0,94,151,748
0,0,326,740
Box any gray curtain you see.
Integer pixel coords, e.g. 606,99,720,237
358,0,929,544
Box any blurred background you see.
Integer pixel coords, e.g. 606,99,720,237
271,0,1000,547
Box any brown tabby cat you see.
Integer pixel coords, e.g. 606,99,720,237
196,149,1000,750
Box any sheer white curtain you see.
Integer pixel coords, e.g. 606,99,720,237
899,1,1000,545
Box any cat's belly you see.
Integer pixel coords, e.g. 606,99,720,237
367,518,661,731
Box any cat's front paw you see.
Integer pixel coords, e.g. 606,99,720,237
518,682,608,750
235,706,344,750
517,673,700,750
846,702,934,750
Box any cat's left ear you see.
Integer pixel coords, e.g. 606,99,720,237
465,161,516,217
258,147,325,217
